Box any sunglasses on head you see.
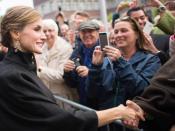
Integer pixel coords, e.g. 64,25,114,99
114,16,141,30
115,16,136,23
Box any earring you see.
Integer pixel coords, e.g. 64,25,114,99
14,39,24,52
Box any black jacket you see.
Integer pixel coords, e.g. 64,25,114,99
0,48,98,131
151,34,170,55
0,52,5,61
134,54,175,131
151,34,170,64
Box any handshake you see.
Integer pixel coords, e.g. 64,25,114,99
119,100,145,129
96,100,146,129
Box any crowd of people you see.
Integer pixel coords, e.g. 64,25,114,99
0,0,175,131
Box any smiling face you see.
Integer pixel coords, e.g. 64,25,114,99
114,21,138,51
79,29,99,48
129,10,148,29
17,19,46,54
43,26,57,48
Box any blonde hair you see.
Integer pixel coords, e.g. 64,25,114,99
1,6,41,48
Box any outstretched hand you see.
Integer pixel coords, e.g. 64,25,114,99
123,100,145,128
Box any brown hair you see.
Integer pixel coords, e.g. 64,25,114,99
0,6,41,48
114,16,150,52
74,11,90,19
55,12,65,20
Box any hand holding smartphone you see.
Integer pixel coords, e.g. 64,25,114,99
99,32,109,50
71,57,81,69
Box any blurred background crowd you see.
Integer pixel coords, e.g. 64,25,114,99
0,0,175,131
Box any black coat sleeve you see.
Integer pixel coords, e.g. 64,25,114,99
0,71,98,131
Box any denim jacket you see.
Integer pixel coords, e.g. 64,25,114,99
86,51,161,109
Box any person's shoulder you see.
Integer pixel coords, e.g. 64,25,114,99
57,36,68,44
143,52,161,65
56,36,72,49
134,51,157,62
134,51,152,58
143,51,158,59
0,62,22,79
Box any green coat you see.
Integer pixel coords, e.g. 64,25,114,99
152,8,175,35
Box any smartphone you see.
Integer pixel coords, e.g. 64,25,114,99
99,32,109,50
71,57,81,69
143,21,153,35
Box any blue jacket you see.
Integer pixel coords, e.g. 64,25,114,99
63,40,99,105
86,51,161,109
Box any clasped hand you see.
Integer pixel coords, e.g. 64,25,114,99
110,101,145,130
122,100,145,129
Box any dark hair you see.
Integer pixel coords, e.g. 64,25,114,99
127,7,153,26
74,11,90,19
127,7,147,17
112,13,120,28
55,12,64,19
114,16,151,52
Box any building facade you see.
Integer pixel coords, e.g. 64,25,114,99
33,0,117,20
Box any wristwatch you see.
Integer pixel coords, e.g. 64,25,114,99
158,5,166,13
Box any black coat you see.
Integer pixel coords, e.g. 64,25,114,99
151,34,170,64
0,48,98,131
151,34,170,55
0,52,5,61
134,54,175,131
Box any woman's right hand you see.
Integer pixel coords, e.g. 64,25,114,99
64,59,75,72
117,104,140,128
96,104,138,127
92,46,104,65
117,104,137,120
122,100,145,128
